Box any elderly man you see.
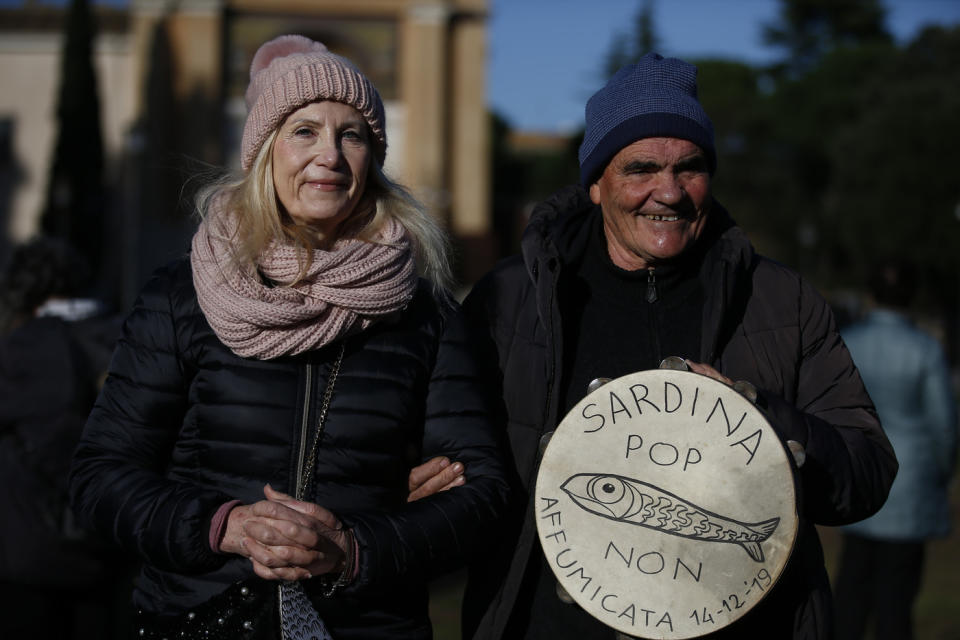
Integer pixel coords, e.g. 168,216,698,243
411,53,897,639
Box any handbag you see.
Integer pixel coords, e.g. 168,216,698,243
135,343,346,640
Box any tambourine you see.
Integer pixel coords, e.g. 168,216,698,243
535,366,798,639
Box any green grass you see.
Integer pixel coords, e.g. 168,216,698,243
818,483,960,640
429,570,466,640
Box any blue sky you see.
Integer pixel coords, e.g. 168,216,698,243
5,0,959,134
489,0,960,132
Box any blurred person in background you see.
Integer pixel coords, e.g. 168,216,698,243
834,258,958,640
68,34,507,640
0,236,120,639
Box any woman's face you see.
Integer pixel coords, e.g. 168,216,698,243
272,101,372,239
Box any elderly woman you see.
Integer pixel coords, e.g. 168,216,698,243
69,35,508,640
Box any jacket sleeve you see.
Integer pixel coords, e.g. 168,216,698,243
68,264,232,574
757,278,898,526
343,300,511,592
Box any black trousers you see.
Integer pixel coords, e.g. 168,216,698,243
833,533,925,640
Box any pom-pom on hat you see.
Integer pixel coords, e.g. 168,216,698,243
578,53,716,186
241,34,386,171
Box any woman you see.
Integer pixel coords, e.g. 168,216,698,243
69,35,509,640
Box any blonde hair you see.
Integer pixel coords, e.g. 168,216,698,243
194,129,454,293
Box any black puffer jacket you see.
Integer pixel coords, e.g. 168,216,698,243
461,185,897,639
1,316,107,589
69,258,510,640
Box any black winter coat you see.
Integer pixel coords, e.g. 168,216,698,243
460,185,897,640
69,258,510,640
1,316,107,589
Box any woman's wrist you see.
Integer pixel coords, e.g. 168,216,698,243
209,499,243,553
320,528,356,595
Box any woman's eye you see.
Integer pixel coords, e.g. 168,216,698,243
342,130,363,142
293,127,313,137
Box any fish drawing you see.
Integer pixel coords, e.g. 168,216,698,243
561,473,780,562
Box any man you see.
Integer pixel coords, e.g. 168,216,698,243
410,53,897,639
833,259,957,640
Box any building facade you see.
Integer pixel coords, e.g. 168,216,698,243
0,0,491,305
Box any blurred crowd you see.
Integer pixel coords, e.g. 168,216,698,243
0,237,127,640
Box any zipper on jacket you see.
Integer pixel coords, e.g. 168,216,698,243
537,259,562,482
295,363,314,498
645,268,658,303
280,362,315,640
646,268,663,362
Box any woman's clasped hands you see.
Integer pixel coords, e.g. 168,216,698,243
220,484,352,582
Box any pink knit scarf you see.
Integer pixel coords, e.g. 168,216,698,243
191,206,417,360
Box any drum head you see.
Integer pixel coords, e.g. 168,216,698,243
535,369,798,639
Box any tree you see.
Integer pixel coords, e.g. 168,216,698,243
604,0,660,76
825,26,960,302
733,0,900,280
744,17,960,353
762,0,891,75
41,0,105,279
694,60,792,260
753,40,898,277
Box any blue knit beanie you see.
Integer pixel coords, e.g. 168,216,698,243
578,53,716,186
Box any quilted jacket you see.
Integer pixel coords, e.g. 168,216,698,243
842,309,957,541
460,185,897,640
69,257,510,640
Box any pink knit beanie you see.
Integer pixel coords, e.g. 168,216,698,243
241,34,387,171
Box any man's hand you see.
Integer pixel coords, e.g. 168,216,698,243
685,360,733,386
220,485,350,581
407,456,464,502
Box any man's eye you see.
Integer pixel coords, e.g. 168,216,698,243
677,159,708,175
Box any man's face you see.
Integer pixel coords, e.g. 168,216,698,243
589,137,712,271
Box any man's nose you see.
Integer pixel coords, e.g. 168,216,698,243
652,171,683,205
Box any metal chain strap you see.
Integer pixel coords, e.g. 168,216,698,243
278,342,348,640
296,342,346,501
